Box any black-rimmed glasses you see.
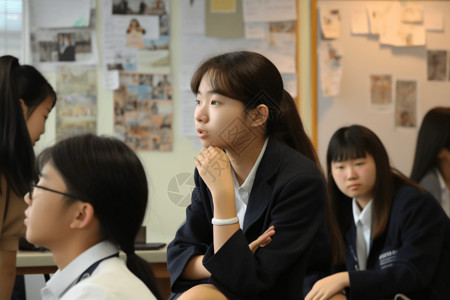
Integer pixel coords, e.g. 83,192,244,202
30,184,79,201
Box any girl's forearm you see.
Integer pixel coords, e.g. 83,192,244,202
181,255,211,280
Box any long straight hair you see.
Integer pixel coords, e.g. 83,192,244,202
0,55,56,196
190,51,320,167
326,125,421,264
410,107,450,182
37,134,162,299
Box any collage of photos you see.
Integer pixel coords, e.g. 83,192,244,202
114,72,173,151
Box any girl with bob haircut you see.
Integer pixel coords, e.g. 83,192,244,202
410,107,450,217
0,55,56,299
23,134,161,300
306,125,450,300
167,51,330,299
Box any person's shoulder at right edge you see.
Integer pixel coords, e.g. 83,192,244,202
394,183,450,299
349,182,450,300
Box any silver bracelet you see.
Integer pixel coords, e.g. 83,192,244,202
211,216,239,225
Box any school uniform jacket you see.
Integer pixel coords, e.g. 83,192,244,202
342,184,450,300
167,138,330,300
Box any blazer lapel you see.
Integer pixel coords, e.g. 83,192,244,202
346,223,359,270
243,138,284,232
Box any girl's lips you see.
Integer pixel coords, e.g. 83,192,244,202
197,128,208,138
348,184,360,190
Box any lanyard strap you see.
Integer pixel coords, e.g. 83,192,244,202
76,253,119,283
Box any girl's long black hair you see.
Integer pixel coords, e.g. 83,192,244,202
0,55,56,196
326,125,422,264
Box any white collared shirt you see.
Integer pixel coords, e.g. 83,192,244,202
352,199,373,257
41,240,156,300
436,168,450,217
231,138,269,229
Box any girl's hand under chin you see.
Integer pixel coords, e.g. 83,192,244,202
196,146,234,199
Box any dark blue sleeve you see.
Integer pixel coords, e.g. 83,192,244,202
202,170,328,297
166,169,213,293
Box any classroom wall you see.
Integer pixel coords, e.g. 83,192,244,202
33,0,311,244
35,0,197,243
316,1,450,175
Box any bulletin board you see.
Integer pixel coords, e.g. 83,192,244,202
312,0,450,174
178,0,301,141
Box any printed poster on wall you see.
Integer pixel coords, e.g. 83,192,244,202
55,66,97,141
369,74,393,112
114,72,173,151
395,79,418,128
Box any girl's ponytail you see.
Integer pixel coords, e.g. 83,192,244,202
267,90,320,167
0,55,35,195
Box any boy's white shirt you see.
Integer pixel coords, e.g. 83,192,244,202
41,240,156,300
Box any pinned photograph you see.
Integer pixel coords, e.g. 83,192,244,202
112,0,167,15
369,74,393,112
427,50,447,81
395,79,418,128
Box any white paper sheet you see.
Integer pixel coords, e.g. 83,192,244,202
318,42,343,97
319,7,341,39
242,0,296,23
424,11,444,31
103,70,120,90
30,0,91,28
400,3,423,23
181,0,206,35
351,8,369,35
366,3,392,35
379,24,425,47
378,4,425,47
245,22,268,39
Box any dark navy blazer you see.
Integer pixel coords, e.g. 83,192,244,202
167,138,330,300
342,184,450,299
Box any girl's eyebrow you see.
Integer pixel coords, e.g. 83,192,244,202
197,88,222,96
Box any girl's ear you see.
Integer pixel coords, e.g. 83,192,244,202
437,148,450,161
19,99,28,118
70,202,96,229
249,104,269,127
